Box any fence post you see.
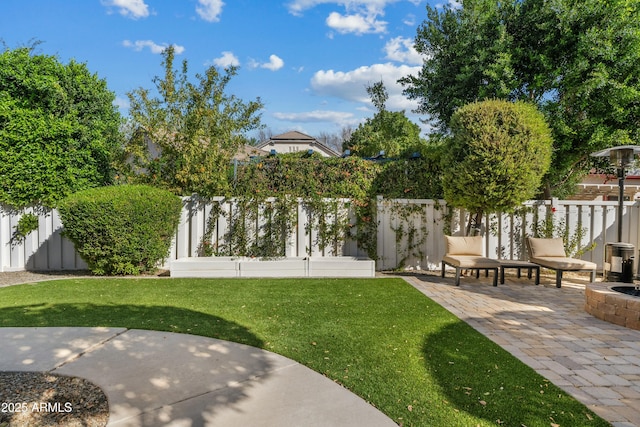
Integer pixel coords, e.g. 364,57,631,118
376,195,385,270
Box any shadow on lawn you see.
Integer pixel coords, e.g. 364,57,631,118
422,322,607,427
0,302,264,348
0,303,270,426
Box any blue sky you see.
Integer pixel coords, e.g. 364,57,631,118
0,0,448,140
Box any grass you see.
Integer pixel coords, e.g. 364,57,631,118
0,277,609,427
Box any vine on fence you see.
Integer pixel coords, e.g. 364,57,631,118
490,205,595,259
303,198,352,256
198,200,223,257
197,196,355,259
387,201,429,269
11,212,40,246
195,151,444,261
530,207,595,257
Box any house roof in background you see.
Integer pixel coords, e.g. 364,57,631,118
571,173,640,200
257,131,341,157
233,144,269,161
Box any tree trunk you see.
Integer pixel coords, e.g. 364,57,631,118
466,211,483,236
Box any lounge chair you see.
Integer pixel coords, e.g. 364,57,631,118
527,237,597,288
441,235,500,286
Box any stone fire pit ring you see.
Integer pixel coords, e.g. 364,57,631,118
585,282,640,330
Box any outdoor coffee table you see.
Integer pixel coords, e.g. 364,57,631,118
498,260,540,285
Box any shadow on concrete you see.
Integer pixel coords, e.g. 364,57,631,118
0,305,270,427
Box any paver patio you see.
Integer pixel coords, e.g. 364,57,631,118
397,270,640,427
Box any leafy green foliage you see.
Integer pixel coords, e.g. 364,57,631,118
402,0,640,196
442,100,553,220
230,153,377,258
0,47,122,207
57,185,182,275
11,212,39,245
344,110,425,158
16,213,38,236
401,1,516,130
370,142,445,199
233,150,443,202
234,153,379,200
123,46,263,198
344,81,426,158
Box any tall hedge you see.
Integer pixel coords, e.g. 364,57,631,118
0,47,122,208
232,151,443,200
57,185,182,275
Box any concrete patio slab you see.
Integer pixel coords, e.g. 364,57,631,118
0,327,126,372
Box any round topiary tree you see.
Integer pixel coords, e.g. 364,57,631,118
57,185,182,275
442,99,553,235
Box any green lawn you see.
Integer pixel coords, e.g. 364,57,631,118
0,277,609,427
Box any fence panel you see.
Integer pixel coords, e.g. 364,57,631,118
2,198,640,272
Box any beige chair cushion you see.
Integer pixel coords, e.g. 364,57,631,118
445,235,483,256
529,256,596,271
527,237,566,258
442,255,500,269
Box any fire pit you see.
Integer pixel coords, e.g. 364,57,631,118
585,282,640,330
611,285,640,297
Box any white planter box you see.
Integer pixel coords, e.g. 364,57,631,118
239,258,307,277
307,257,375,278
170,257,241,278
170,256,376,278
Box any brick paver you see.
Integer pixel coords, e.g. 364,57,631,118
400,271,640,427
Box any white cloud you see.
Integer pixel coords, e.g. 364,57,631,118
123,40,185,55
287,0,400,16
196,0,224,22
326,11,387,35
287,0,400,34
384,36,422,65
403,13,416,26
114,96,130,111
212,51,239,67
102,0,149,19
273,110,356,125
435,0,462,9
251,54,284,71
310,62,420,110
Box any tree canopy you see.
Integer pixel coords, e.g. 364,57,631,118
0,47,122,208
401,0,640,197
343,81,425,158
123,46,263,198
442,100,553,233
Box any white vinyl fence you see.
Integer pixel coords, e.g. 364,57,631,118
2,197,639,272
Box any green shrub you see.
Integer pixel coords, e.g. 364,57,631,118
443,100,553,215
57,185,182,275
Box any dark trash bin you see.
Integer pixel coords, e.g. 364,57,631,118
604,242,635,283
